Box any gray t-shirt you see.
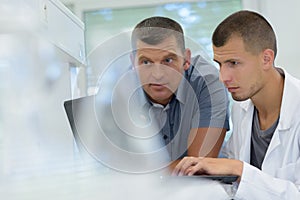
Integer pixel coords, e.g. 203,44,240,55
250,107,279,169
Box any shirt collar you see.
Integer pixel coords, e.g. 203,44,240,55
175,75,187,104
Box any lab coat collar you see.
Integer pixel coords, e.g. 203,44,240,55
276,68,295,131
239,99,253,110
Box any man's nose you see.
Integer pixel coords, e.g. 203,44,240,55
219,66,231,84
151,64,164,80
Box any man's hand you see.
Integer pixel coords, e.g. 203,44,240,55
172,157,243,177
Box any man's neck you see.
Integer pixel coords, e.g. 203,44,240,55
252,68,284,130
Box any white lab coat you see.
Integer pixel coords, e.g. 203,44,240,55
222,68,300,200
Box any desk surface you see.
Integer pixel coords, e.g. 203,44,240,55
0,148,234,200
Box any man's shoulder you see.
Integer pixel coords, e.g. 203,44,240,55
191,55,219,76
186,55,223,90
188,55,220,85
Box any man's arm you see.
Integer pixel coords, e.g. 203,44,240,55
168,127,226,171
187,127,226,157
188,56,229,157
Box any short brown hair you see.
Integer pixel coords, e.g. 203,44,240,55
212,10,277,58
131,16,185,52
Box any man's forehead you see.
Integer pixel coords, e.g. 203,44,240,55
136,47,178,54
136,42,180,56
213,38,246,60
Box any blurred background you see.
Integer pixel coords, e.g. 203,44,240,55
0,0,299,199
60,0,300,92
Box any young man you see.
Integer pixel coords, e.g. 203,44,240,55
173,10,300,199
129,16,229,166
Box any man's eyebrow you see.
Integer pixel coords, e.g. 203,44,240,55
213,58,239,64
224,58,239,63
163,51,183,61
165,52,178,57
137,54,149,60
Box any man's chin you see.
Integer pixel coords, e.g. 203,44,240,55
232,95,249,101
149,95,173,105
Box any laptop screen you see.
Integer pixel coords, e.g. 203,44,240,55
63,94,171,174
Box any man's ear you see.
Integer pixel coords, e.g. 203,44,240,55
262,49,275,69
183,48,191,70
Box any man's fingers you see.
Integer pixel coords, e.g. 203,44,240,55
172,157,193,176
172,157,203,176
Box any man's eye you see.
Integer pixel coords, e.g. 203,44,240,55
164,58,174,64
227,61,239,67
142,60,151,65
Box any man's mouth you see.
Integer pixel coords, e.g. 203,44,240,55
227,86,239,93
150,83,167,90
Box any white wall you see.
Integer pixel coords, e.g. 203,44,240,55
61,0,300,78
61,0,210,19
243,0,300,78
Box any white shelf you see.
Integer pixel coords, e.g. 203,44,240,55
0,0,86,66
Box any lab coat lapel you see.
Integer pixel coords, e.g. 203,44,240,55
261,129,281,173
239,101,254,163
